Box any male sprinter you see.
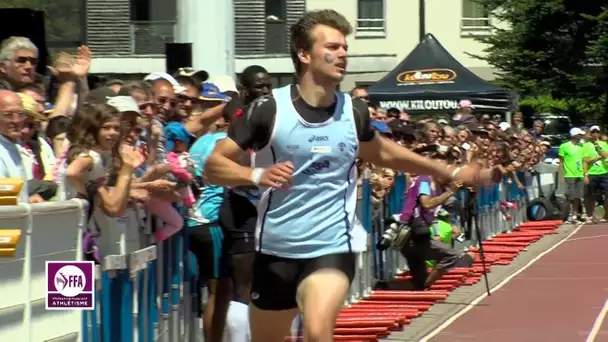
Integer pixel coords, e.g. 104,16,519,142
205,9,499,342
188,83,234,342
216,65,273,342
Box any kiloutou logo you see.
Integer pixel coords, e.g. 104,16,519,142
396,69,457,85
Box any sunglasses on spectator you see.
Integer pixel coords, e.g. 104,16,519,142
14,56,38,65
139,102,157,112
156,97,176,107
177,95,197,103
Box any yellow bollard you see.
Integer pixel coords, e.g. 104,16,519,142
0,178,25,257
0,178,24,206
0,229,21,257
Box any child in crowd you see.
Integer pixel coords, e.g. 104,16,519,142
135,121,188,242
63,103,145,256
165,122,196,208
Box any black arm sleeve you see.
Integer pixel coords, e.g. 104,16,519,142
352,98,376,142
227,96,276,151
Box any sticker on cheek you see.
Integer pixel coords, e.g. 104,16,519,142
324,53,334,64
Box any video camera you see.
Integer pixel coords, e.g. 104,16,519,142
377,214,412,251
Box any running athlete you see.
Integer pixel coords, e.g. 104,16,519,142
216,65,273,341
187,83,234,342
205,9,499,342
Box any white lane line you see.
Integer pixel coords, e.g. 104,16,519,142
565,234,608,242
586,297,608,342
420,223,586,342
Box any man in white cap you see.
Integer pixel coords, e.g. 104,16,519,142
107,95,141,117
499,122,511,132
558,127,585,222
143,73,185,162
581,125,608,222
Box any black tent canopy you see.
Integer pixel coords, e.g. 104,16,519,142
367,34,513,113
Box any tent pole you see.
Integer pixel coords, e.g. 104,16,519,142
419,0,426,42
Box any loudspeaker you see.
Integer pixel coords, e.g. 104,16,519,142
0,8,48,76
165,43,192,75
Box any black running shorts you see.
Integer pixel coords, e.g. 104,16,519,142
250,252,356,311
218,189,257,255
188,223,230,280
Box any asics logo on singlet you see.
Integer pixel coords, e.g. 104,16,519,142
308,135,329,143
302,160,330,175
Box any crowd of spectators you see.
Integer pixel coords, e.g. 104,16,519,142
0,35,550,209
349,87,548,206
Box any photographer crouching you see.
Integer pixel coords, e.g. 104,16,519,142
378,145,474,290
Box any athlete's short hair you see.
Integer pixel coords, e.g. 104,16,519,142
290,9,352,75
240,65,268,89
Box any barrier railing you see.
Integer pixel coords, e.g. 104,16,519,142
358,172,537,287
0,200,202,342
1,171,548,341
0,200,87,342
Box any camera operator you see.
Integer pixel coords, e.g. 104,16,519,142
382,147,464,290
426,204,475,270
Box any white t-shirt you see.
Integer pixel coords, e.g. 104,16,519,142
0,134,29,202
60,149,144,255
55,149,107,200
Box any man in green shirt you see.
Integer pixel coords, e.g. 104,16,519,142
558,127,585,222
427,207,475,269
582,125,608,223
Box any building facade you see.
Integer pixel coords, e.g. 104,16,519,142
85,0,499,90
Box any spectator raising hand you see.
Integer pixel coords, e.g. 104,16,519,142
47,46,92,82
72,46,92,78
120,144,145,170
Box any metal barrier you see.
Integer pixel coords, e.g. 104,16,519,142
0,200,87,342
0,201,201,342
357,172,536,287
81,210,201,342
1,172,548,341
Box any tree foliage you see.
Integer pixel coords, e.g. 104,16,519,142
470,0,608,121
0,0,84,43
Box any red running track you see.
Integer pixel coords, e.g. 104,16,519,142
428,223,608,342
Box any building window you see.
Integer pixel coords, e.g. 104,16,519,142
356,0,385,35
130,0,150,21
461,0,490,30
265,0,286,21
265,0,288,53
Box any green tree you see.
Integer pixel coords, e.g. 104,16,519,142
586,7,608,122
0,0,84,44
470,0,607,121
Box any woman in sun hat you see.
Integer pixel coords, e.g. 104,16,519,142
16,93,56,181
